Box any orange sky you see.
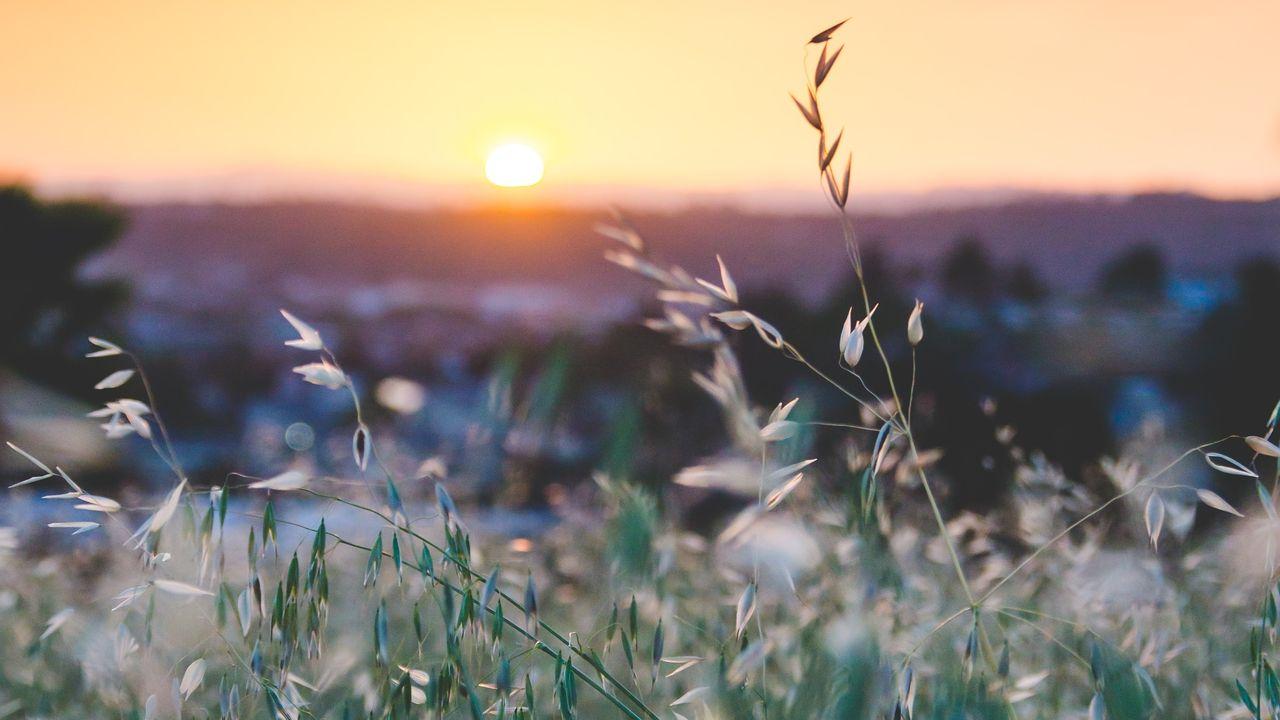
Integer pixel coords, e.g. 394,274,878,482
3,1,1278,206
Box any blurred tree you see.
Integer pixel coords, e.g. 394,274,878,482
1188,257,1280,437
941,235,995,303
1098,243,1166,301
1005,261,1047,302
0,185,127,389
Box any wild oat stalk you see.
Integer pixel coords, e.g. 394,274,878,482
601,17,1280,719
11,316,665,720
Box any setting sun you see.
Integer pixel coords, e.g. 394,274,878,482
485,143,544,188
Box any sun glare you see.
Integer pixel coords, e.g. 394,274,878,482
485,143,544,188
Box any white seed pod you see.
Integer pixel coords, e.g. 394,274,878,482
907,300,925,346
671,686,710,708
839,309,853,354
838,307,871,366
1246,435,1280,458
1195,488,1243,517
148,481,186,534
695,255,739,304
153,579,214,597
353,424,371,471
759,420,799,442
593,222,643,252
1204,452,1257,478
716,255,738,303
748,314,784,349
86,337,123,358
765,472,805,509
292,361,348,390
41,608,74,640
94,369,135,390
280,309,323,350
734,583,757,638
710,311,753,331
49,521,99,535
76,494,122,513
770,398,799,424
180,658,206,699
842,324,865,366
1144,493,1165,550
248,470,310,492
105,399,153,439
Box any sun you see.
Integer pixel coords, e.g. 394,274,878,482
485,143,544,188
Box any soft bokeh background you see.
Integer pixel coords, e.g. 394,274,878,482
2,0,1278,514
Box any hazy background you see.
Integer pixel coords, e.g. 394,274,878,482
2,1,1278,516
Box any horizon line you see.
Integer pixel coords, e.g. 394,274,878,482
11,169,1280,215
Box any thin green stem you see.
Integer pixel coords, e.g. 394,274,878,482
292,488,660,720
898,606,971,671
127,351,186,481
995,609,1090,669
780,341,892,427
907,348,918,427
978,437,1237,605
801,420,881,432
259,511,652,720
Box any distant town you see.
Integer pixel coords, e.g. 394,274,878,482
5,191,1278,509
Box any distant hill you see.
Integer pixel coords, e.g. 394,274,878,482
92,193,1280,328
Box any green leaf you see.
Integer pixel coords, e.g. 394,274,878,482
286,553,299,599
524,573,538,631
491,599,505,643
436,482,458,526
481,567,500,609
652,618,665,670
1238,679,1260,717
262,500,277,547
497,654,512,694
218,484,229,526
620,630,635,671
628,596,638,648
419,546,434,583
525,674,537,719
605,603,619,649
364,532,383,588
374,600,389,667
386,477,405,523
392,533,403,585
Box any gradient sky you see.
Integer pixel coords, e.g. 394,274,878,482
3,0,1278,205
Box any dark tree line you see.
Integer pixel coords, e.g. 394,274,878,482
1,185,128,391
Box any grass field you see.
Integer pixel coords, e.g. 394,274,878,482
3,19,1279,720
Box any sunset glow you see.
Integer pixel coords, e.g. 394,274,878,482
485,143,544,188
2,1,1278,204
